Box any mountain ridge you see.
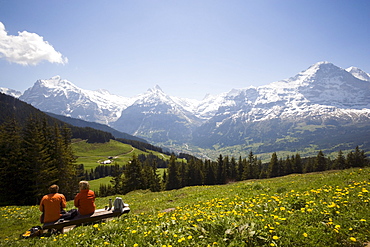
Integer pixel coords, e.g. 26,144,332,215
2,61,370,158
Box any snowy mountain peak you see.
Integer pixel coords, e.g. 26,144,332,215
346,66,370,82
0,87,22,98
146,85,164,94
34,76,77,92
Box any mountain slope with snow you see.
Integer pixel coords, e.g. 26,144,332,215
4,61,370,158
192,62,370,151
19,76,132,125
112,85,203,144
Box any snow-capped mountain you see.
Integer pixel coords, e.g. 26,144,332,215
112,85,202,143
0,87,22,98
4,61,370,156
346,66,370,82
19,76,132,125
192,62,370,149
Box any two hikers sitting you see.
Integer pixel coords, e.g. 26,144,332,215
39,181,96,223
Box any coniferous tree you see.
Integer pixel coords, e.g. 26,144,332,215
333,150,346,170
293,153,303,174
314,150,326,172
166,155,181,190
248,151,257,179
285,156,293,175
237,156,244,181
181,160,189,187
0,118,25,205
142,159,161,192
241,158,249,180
267,152,279,178
204,159,216,185
111,163,123,194
229,157,237,182
52,124,78,200
122,154,143,194
22,116,56,204
353,146,368,168
216,154,224,184
161,170,168,190
222,156,229,183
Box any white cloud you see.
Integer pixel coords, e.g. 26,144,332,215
0,22,68,65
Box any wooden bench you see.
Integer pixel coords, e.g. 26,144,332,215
42,204,130,233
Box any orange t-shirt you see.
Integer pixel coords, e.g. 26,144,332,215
39,193,66,223
74,189,96,215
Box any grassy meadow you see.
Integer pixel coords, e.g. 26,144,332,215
1,167,370,246
72,139,172,170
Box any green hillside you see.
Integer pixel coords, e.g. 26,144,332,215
1,168,370,246
72,139,171,170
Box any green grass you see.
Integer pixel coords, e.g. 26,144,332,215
88,177,113,191
1,167,370,246
73,139,160,170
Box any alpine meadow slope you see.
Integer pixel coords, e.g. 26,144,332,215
3,62,370,159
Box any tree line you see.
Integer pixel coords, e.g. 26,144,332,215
104,147,369,196
0,116,82,205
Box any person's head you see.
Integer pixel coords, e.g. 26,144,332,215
79,181,90,191
49,184,59,194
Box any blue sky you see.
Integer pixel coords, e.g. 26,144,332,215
0,0,370,99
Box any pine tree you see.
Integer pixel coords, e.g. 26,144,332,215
22,116,56,204
314,151,326,172
237,156,243,181
216,154,224,184
162,170,168,190
267,152,279,178
333,150,346,170
353,146,368,168
204,159,216,185
229,157,237,182
142,159,161,192
293,153,303,173
111,163,123,194
52,124,78,200
0,118,25,205
166,155,181,190
222,156,229,183
285,156,293,175
122,154,144,194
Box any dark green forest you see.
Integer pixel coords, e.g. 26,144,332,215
98,147,369,197
0,116,79,205
0,92,114,143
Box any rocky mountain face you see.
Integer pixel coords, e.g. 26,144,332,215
4,61,370,157
19,76,131,125
192,62,370,155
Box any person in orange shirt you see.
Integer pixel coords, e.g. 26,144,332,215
39,184,66,223
74,181,96,215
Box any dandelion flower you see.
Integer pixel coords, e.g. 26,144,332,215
303,233,308,237
132,230,137,233
272,236,279,240
350,237,356,242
